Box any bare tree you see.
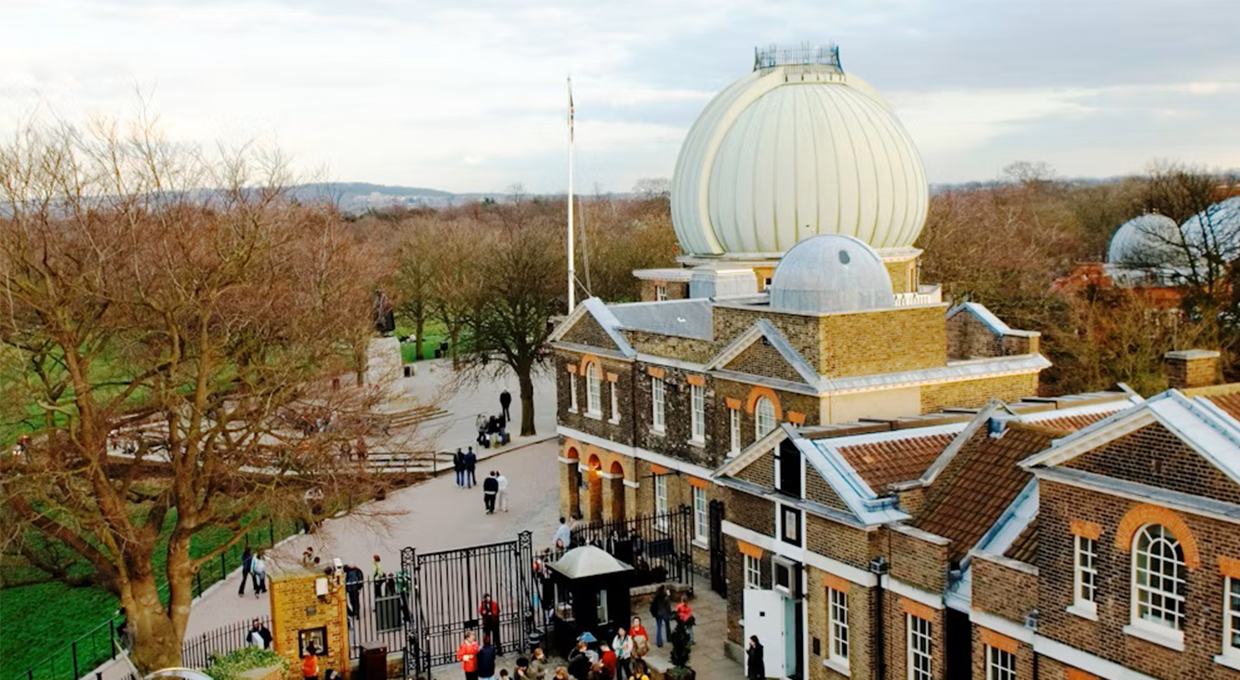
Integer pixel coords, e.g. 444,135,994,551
0,116,389,670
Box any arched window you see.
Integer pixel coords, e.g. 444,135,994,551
1132,524,1186,633
755,396,777,438
586,363,602,416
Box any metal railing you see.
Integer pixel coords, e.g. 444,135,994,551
181,617,273,670
566,505,695,591
754,43,841,71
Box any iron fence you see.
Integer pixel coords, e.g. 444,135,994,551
346,574,413,659
566,505,694,591
181,616,273,670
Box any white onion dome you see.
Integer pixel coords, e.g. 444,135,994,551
1107,213,1184,266
769,234,894,313
670,45,928,258
1181,196,1240,262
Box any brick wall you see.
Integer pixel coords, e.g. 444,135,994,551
919,373,1039,413
555,351,636,447
725,339,810,384
638,279,689,302
714,306,822,369
806,515,877,571
270,571,350,680
970,627,1034,680
819,306,947,378
625,330,717,364
728,488,775,535
1038,480,1240,680
736,450,775,488
806,567,877,680
724,535,772,646
714,379,821,454
632,362,721,469
1164,354,1219,389
887,526,949,594
884,596,946,680
806,467,851,512
885,259,914,295
560,311,620,349
946,311,1005,360
1065,421,1240,506
971,554,1039,624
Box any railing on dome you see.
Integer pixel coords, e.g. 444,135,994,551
754,43,842,72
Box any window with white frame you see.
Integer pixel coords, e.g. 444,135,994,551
569,373,578,412
729,407,741,455
1224,576,1240,658
1131,524,1186,634
690,383,705,442
1074,535,1098,612
744,554,761,589
827,586,849,665
609,381,620,423
985,646,1016,680
651,377,666,432
653,475,668,529
693,486,708,543
907,615,932,680
755,396,776,438
586,364,602,416
655,285,668,301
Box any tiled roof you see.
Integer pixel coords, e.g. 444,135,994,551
1004,518,1038,564
914,426,1055,563
836,433,958,492
1206,392,1240,421
1023,411,1113,433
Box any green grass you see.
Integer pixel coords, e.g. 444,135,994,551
393,319,471,363
1,515,301,680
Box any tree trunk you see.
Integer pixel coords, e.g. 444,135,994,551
414,315,425,362
124,573,183,672
518,368,535,436
450,326,461,370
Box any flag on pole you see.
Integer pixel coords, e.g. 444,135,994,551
567,77,574,143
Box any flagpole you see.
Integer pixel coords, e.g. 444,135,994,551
567,76,576,313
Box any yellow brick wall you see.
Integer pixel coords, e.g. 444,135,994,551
270,572,350,680
819,306,947,378
918,373,1039,413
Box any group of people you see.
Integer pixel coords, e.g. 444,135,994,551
453,447,479,487
456,635,553,680
482,470,510,514
561,617,653,680
237,547,268,598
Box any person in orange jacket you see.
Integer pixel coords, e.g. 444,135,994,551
457,632,480,680
301,645,319,680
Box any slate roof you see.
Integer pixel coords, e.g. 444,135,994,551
914,425,1055,564
1004,518,1039,564
836,432,959,492
609,298,714,340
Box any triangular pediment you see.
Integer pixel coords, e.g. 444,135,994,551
706,319,817,387
549,298,636,357
1021,390,1240,501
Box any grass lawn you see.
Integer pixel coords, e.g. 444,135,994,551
1,516,300,680
393,319,469,364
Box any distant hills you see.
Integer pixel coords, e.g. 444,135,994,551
290,182,503,213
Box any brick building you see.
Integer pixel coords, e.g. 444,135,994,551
549,43,1240,680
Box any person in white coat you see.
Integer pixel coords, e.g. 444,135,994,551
496,471,509,512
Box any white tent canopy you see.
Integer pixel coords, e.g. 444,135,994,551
550,546,633,579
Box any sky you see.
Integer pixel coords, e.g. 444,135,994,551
2,0,1238,194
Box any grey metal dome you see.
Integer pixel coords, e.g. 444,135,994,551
769,234,894,313
1181,196,1240,263
1107,213,1184,266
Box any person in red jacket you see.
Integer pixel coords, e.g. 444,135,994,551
457,632,480,680
479,594,502,653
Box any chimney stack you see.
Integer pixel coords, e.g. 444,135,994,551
1164,349,1220,389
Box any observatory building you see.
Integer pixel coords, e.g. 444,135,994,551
550,44,1240,680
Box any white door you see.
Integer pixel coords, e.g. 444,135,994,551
744,589,786,678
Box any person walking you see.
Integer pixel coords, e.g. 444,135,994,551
301,645,319,680
675,595,695,645
500,389,512,422
465,447,478,488
251,550,268,597
746,635,765,680
456,632,480,680
650,586,672,648
454,448,466,488
612,628,633,680
476,636,497,680
345,563,363,618
483,471,499,514
554,517,573,550
479,593,501,652
238,546,253,596
496,470,510,512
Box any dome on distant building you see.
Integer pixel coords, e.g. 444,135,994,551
1181,196,1240,262
670,44,928,259
1107,213,1184,266
769,234,894,313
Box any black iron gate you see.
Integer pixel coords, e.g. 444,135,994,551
709,499,726,597
403,532,535,678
